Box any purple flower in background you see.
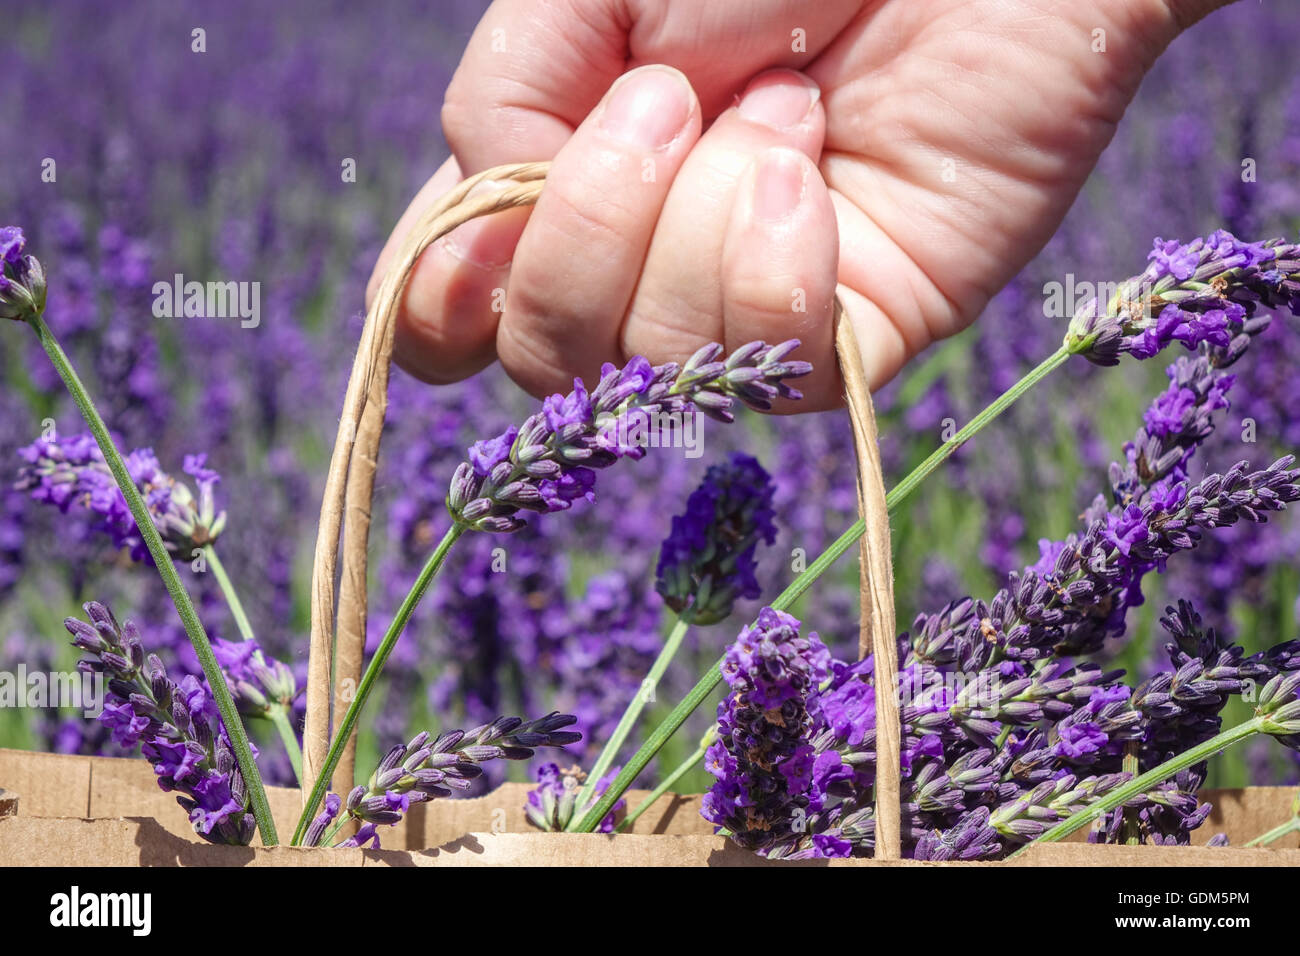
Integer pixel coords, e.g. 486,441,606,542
655,452,777,624
65,601,256,845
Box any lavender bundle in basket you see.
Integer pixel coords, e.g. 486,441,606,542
447,342,810,533
704,289,1300,858
66,602,256,845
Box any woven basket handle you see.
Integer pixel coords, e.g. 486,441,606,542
303,164,904,863
836,316,900,860
302,163,547,803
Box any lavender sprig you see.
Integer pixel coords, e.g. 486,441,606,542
0,226,46,321
988,773,1130,843
302,713,580,848
6,230,275,842
212,638,298,719
1065,231,1300,365
447,342,810,533
700,608,831,854
66,602,256,845
17,433,226,562
655,452,777,625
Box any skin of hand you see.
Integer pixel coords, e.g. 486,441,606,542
369,0,1233,411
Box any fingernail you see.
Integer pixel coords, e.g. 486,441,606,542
738,70,819,131
444,182,527,268
599,66,693,149
752,150,807,223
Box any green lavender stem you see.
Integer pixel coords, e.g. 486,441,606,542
1243,816,1300,848
291,522,464,845
205,546,256,642
24,310,278,845
572,347,1074,833
269,706,303,783
883,347,1069,507
617,735,711,833
204,545,303,784
1243,787,1300,847
1011,717,1264,855
566,614,693,828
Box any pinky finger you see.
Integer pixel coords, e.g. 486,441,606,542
721,147,840,411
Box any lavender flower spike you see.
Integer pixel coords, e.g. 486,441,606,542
655,452,777,624
0,226,47,321
701,607,830,853
447,341,811,533
303,713,581,848
1065,231,1300,366
66,602,256,845
17,434,226,562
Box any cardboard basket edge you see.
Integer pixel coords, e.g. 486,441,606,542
3,747,1299,866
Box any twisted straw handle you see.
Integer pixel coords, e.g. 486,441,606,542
302,163,902,864
837,315,900,860
302,163,547,804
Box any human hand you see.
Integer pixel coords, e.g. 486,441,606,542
370,0,1230,410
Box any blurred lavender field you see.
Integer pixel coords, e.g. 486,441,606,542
2,0,1298,792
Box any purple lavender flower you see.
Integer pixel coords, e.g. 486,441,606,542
702,608,829,853
1065,231,1300,365
16,433,226,562
712,305,1300,859
524,762,625,833
65,601,256,845
0,226,45,320
447,342,811,533
302,714,581,848
655,453,777,624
